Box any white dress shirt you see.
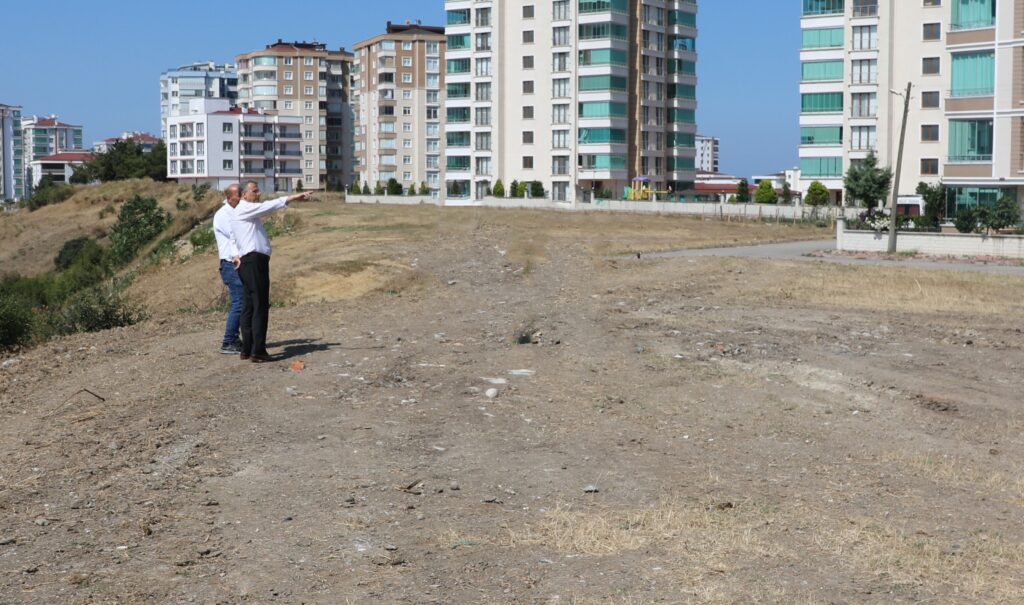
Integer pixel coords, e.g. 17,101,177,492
212,202,240,261
230,196,289,257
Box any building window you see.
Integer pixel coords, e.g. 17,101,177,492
523,131,534,144
523,30,534,44
923,23,941,40
921,158,939,175
523,56,535,69
523,80,535,94
921,124,940,142
523,106,534,119
523,156,534,169
523,5,534,18
922,57,941,75
223,159,233,171
921,91,941,108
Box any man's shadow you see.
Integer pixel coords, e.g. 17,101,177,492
267,339,340,360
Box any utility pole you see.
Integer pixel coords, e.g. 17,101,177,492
887,82,912,254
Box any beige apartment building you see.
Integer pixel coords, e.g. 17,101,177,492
236,40,354,191
444,0,698,203
800,0,1020,216
352,22,445,197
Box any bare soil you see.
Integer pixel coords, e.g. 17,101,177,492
2,200,1023,604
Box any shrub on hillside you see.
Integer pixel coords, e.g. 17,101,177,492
109,195,170,264
54,236,94,271
0,295,33,349
189,225,215,253
24,177,75,211
48,285,145,336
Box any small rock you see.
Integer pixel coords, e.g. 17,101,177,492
0,538,15,546
1,358,20,370
344,496,356,504
415,512,425,521
583,485,600,494
108,441,123,451
33,517,50,527
285,387,301,397
449,481,460,491
384,544,398,551
485,388,498,399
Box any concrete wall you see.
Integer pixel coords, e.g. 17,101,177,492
346,194,861,220
837,219,1024,259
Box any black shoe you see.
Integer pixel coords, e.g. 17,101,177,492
250,354,277,364
220,342,242,355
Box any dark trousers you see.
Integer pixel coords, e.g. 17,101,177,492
237,252,271,356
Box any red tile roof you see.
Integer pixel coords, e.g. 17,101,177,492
32,118,79,128
37,152,94,162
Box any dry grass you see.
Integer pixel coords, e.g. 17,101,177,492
814,518,1024,602
676,258,1024,316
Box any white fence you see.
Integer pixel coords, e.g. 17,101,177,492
837,218,1024,259
345,194,861,220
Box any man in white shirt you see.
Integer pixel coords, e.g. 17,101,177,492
231,181,312,363
212,183,243,354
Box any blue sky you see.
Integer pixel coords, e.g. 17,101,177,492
0,0,798,178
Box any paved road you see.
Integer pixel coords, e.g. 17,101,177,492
635,239,1024,276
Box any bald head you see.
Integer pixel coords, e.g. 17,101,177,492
224,183,241,207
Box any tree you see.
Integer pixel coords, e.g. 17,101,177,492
915,182,945,229
350,182,361,195
782,181,793,205
386,178,402,195
146,140,168,181
492,179,506,198
510,180,521,198
362,182,371,195
954,206,980,234
295,180,304,192
804,181,831,207
754,180,778,204
418,182,429,196
727,194,737,204
374,182,385,195
529,181,545,198
735,179,751,204
407,183,416,196
109,195,170,264
844,151,892,208
987,195,1021,232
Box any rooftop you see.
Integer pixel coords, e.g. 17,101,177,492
36,152,94,163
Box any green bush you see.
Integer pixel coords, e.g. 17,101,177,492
418,182,429,196
492,179,506,198
54,236,94,271
954,207,979,234
362,182,371,195
386,178,403,195
24,178,75,211
189,225,215,252
109,195,170,264
49,285,145,336
0,295,33,349
754,180,778,204
529,181,545,198
350,182,361,195
804,181,830,207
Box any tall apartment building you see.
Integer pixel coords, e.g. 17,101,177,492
236,40,354,191
799,0,1021,214
695,134,719,172
166,98,304,192
0,103,24,201
21,115,83,197
352,22,446,197
443,0,698,203
160,62,238,140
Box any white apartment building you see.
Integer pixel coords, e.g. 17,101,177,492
352,22,446,197
236,40,354,191
21,115,84,197
695,134,719,173
166,98,303,192
0,103,24,201
799,0,1021,216
443,0,698,203
160,62,238,140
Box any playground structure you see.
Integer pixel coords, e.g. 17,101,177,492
624,176,674,201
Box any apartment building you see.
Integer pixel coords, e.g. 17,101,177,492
352,22,446,197
443,0,698,203
159,62,238,140
166,98,303,192
93,132,160,154
0,103,24,201
942,0,1019,217
21,115,84,197
799,0,1022,215
236,40,354,191
695,134,718,173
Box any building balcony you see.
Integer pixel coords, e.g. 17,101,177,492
276,168,302,175
275,150,302,156
276,130,302,139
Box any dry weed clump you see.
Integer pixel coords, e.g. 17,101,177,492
814,519,1024,602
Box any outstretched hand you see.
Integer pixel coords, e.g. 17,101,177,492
288,191,314,203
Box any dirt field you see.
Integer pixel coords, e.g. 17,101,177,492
2,199,1024,604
